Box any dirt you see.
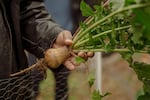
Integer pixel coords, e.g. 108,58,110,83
102,53,150,100
38,53,150,100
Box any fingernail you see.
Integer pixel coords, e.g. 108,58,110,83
65,40,73,45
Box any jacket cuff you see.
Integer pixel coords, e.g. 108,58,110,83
38,26,64,58
23,26,64,58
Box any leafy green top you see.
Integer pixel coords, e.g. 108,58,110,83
73,0,150,99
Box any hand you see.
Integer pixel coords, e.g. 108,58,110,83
53,30,94,70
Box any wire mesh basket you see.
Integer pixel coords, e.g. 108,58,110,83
0,59,70,100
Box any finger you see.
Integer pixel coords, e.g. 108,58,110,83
63,60,75,70
65,39,73,46
54,30,73,48
87,52,94,57
83,54,88,61
78,52,88,61
62,30,72,40
52,43,60,48
62,30,73,46
55,32,65,46
77,52,86,58
71,57,80,66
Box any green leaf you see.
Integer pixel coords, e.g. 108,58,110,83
88,78,95,88
139,0,150,3
111,0,125,11
104,43,112,53
125,0,136,6
92,91,111,100
132,8,150,43
120,52,133,64
94,5,102,13
79,21,88,29
80,0,94,17
131,27,143,45
137,93,150,100
136,89,144,98
92,90,102,100
75,56,85,64
94,5,103,19
133,62,150,95
102,92,111,98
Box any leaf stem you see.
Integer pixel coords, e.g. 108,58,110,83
73,48,148,53
73,17,94,43
73,3,150,44
73,25,131,48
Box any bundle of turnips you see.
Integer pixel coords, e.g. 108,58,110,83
44,0,150,99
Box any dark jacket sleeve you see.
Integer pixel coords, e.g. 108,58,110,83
20,0,64,58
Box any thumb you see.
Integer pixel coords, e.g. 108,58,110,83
62,30,73,46
65,39,73,46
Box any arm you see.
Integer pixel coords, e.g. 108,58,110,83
20,0,63,58
20,0,94,70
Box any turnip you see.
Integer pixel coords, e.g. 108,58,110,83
44,46,69,68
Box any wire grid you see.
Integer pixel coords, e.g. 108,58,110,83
0,63,70,100
0,69,44,100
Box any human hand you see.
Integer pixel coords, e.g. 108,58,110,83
52,30,94,70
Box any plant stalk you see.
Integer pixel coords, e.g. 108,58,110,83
73,48,148,54
73,3,150,44
73,17,94,43
73,25,131,48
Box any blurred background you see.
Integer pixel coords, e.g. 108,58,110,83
36,53,150,100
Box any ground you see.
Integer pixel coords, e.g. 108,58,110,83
37,53,150,100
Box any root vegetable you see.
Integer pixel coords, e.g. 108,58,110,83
44,46,69,68
87,52,94,57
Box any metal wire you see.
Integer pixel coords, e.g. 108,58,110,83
0,59,71,100
0,68,44,100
